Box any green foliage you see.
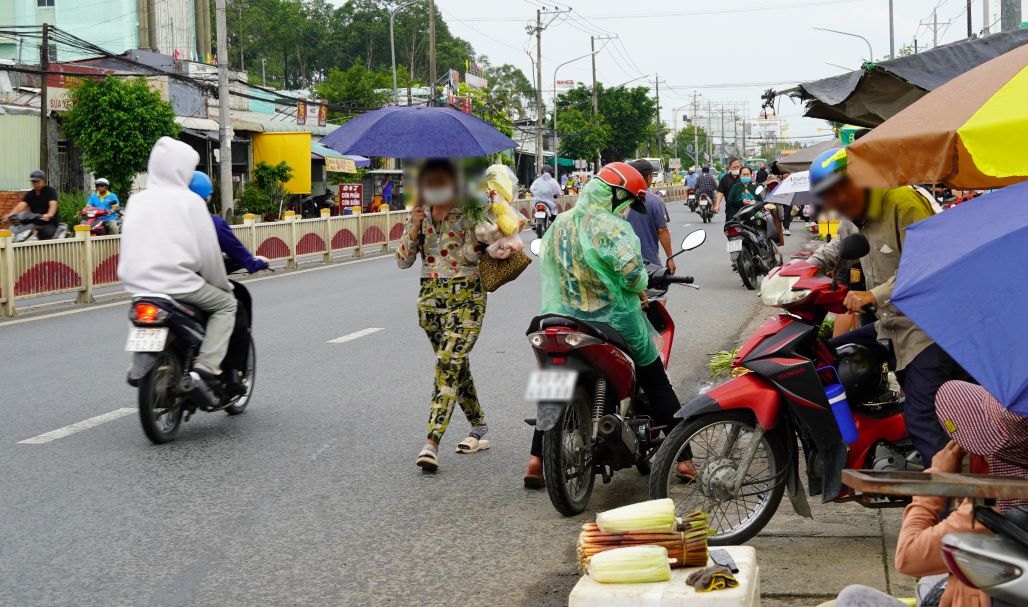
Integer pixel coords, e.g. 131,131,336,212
238,161,292,220
57,190,87,229
252,161,293,190
708,347,741,382
673,125,710,167
62,76,179,197
818,318,836,341
315,61,391,120
556,106,610,162
457,81,513,137
557,84,657,162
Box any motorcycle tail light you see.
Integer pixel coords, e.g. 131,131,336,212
563,333,601,348
941,543,1022,589
536,204,547,211
725,225,742,237
132,302,164,324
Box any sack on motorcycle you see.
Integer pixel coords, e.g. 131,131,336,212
479,250,531,292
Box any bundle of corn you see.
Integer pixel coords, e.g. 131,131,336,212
587,545,672,584
578,509,710,571
596,498,677,533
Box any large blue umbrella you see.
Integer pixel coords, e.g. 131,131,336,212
892,181,1028,417
319,106,516,158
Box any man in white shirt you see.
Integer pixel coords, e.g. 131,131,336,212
118,137,237,378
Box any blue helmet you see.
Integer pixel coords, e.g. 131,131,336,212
809,147,848,196
189,171,214,201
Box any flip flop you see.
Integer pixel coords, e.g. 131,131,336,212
523,473,545,489
416,448,438,472
455,436,490,454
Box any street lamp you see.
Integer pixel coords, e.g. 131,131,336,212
814,26,875,62
391,0,425,105
552,51,598,181
671,104,690,161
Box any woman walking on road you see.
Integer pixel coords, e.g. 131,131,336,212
397,159,489,472
725,166,762,220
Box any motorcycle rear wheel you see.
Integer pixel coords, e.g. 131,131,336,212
649,410,787,545
542,389,596,516
138,353,184,444
738,246,758,290
225,336,256,415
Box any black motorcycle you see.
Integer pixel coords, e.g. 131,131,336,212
125,266,257,443
697,193,714,223
533,202,551,239
724,202,782,290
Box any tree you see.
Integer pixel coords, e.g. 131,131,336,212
556,84,656,162
315,61,391,120
672,125,709,167
483,61,534,120
62,76,179,197
555,107,610,163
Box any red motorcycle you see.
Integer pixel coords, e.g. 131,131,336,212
649,234,917,544
525,230,707,515
79,206,116,235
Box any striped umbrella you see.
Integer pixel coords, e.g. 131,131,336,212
848,44,1028,190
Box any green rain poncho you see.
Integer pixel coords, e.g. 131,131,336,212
539,179,659,366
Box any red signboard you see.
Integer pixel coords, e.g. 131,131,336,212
338,183,363,210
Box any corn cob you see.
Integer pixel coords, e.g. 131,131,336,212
587,545,672,584
595,498,677,534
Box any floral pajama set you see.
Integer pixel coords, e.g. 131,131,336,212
397,208,487,443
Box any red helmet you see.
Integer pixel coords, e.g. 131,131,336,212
595,161,648,213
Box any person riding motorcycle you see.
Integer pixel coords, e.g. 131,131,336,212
529,165,562,220
523,162,687,486
808,147,976,465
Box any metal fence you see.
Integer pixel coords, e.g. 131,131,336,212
0,188,686,318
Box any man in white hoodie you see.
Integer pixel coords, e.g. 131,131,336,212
119,137,237,377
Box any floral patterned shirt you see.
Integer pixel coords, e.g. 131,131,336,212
396,208,482,279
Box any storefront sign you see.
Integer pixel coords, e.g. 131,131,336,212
464,72,488,90
338,183,363,210
325,157,357,173
296,100,307,125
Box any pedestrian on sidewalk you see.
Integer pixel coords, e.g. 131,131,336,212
396,159,489,473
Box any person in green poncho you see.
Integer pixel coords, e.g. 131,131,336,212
522,162,687,487
725,165,762,220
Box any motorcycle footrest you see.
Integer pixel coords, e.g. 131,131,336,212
524,418,537,426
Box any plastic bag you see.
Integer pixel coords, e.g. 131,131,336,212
538,179,659,365
486,234,525,259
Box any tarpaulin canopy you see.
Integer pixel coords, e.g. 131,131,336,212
792,29,1028,128
775,139,840,174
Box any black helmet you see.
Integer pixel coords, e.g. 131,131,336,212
836,343,884,402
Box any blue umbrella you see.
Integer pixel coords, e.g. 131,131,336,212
892,181,1028,417
319,106,516,158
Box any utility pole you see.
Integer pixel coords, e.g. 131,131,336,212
39,23,49,174
654,74,661,158
967,0,974,37
1001,0,1021,32
691,92,700,169
528,7,570,176
215,0,233,217
933,9,939,47
261,57,266,87
719,108,725,164
888,0,895,58
428,0,437,105
706,100,713,164
588,35,615,167
983,0,991,35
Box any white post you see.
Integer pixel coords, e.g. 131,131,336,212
284,210,298,269
74,225,95,304
0,229,15,316
320,207,332,263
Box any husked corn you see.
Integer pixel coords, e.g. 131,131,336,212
596,498,676,534
588,545,672,584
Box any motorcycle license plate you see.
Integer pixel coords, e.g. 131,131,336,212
699,199,710,206
534,211,547,219
125,327,169,352
524,370,578,401
726,239,743,253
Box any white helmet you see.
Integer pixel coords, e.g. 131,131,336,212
95,178,110,187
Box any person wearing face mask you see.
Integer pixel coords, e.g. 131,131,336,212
715,158,742,215
724,166,762,220
397,159,490,473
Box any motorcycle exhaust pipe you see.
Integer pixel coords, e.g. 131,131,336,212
180,371,220,408
596,413,639,465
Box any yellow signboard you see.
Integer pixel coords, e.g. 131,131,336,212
252,132,312,194
325,157,357,173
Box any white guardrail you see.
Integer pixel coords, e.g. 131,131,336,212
0,187,687,317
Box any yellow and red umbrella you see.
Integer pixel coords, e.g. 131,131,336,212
848,44,1028,190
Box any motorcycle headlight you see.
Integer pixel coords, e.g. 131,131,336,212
759,273,810,307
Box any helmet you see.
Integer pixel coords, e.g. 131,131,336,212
189,171,214,201
95,178,110,187
810,147,848,196
836,343,884,402
595,161,647,214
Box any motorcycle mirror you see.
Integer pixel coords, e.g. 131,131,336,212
680,229,707,252
529,239,542,257
839,234,870,261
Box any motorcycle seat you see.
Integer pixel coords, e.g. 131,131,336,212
529,314,630,354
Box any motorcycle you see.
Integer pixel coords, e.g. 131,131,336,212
725,202,783,290
649,234,917,544
533,202,550,239
298,193,336,218
697,194,714,223
943,506,1028,606
524,230,707,515
687,188,697,212
78,206,116,236
6,211,69,242
124,263,257,443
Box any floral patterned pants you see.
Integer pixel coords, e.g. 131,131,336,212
417,277,487,443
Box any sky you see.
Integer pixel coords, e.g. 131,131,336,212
342,0,1019,143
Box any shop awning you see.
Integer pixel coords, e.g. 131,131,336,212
792,29,1028,127
311,143,370,173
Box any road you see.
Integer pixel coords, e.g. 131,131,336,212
0,202,804,606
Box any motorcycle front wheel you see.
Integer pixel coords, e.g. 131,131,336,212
225,336,256,415
542,389,595,516
138,353,184,444
737,246,758,290
649,410,787,545
535,219,545,240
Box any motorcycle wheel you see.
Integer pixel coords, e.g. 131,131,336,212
138,353,184,444
535,220,545,240
649,410,787,545
542,388,595,516
225,336,256,416
737,246,758,290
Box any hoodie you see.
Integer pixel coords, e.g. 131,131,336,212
118,137,230,295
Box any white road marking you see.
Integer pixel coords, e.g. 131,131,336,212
326,327,384,344
683,224,693,227
18,407,136,444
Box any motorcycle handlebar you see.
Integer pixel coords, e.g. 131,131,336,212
665,275,694,284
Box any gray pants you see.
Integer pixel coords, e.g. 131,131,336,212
832,585,907,607
175,282,237,373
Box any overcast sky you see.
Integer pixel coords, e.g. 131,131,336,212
339,0,1016,140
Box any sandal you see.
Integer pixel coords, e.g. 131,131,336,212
416,448,438,472
455,435,490,454
523,457,544,489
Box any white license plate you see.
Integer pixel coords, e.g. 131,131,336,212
525,370,578,401
727,239,743,253
125,327,169,352
534,211,547,219
699,199,710,206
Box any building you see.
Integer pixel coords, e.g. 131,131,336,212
0,0,209,63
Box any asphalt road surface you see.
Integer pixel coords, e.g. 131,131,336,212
0,202,805,606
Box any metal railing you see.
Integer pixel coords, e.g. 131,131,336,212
0,189,687,318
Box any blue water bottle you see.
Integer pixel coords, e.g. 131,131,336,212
825,381,859,445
